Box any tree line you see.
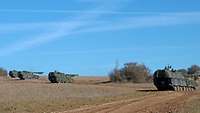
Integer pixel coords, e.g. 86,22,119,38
109,63,200,83
1,64,200,82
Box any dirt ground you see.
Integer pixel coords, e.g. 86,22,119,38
0,76,200,113
61,91,200,113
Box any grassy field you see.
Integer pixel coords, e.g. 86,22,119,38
0,76,200,113
0,77,155,113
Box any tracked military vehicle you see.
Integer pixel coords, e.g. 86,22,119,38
48,71,78,83
153,66,198,91
9,70,42,80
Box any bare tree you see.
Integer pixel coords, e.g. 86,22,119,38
188,65,200,74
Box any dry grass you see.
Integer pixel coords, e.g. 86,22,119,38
1,76,199,113
0,77,151,113
73,76,110,84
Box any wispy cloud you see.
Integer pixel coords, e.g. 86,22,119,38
1,11,200,56
0,11,200,34
0,21,104,33
1,9,200,15
0,9,126,14
13,44,198,57
1,0,200,57
0,1,128,56
0,22,84,56
75,12,200,33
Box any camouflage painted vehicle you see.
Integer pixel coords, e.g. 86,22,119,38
9,70,18,78
153,66,198,91
9,70,42,80
48,71,78,83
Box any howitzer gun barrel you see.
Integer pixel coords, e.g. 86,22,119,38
33,72,44,74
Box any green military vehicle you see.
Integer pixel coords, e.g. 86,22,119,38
48,71,78,83
153,66,198,91
9,70,42,80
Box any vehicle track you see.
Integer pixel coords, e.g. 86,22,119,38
57,91,194,113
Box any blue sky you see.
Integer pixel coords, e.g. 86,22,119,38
0,0,200,75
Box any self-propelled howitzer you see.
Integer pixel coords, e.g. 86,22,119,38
9,70,42,80
48,71,78,83
153,66,198,91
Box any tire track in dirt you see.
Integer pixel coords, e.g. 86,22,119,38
111,92,186,113
57,95,154,113
57,91,190,113
146,91,200,113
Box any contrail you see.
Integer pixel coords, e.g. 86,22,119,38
1,11,200,32
0,1,129,56
1,11,200,56
63,12,200,37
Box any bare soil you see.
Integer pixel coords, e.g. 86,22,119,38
0,76,199,113
59,91,200,113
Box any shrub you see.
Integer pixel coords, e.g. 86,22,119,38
109,62,151,83
0,68,8,77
